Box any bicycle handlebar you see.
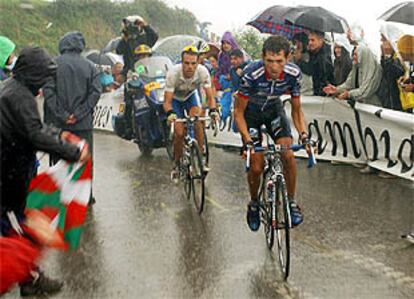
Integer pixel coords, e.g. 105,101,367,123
244,141,317,172
210,118,219,137
174,116,211,123
290,143,317,168
170,115,212,138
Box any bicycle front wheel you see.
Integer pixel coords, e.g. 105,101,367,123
260,173,274,250
275,176,290,280
184,166,192,200
203,126,209,166
181,156,192,201
164,124,174,161
189,143,205,214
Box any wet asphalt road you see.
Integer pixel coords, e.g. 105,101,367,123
5,132,414,299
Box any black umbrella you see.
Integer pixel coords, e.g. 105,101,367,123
378,1,414,25
285,6,349,33
102,37,121,53
84,50,113,66
249,5,298,23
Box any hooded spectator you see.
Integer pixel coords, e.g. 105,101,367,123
0,36,16,82
333,37,353,86
347,23,367,47
217,31,240,78
43,31,101,204
323,45,382,106
0,47,88,296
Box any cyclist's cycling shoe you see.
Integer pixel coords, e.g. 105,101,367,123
289,200,303,227
170,166,179,184
401,232,414,244
247,200,261,232
20,271,63,297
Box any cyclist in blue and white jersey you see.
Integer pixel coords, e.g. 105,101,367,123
234,36,312,231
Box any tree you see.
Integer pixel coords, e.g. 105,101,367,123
234,28,266,60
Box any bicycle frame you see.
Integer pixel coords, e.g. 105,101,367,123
171,111,211,149
263,143,291,229
244,130,316,279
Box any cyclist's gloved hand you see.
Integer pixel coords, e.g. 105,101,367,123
300,132,316,156
166,110,177,125
241,140,255,158
209,108,219,121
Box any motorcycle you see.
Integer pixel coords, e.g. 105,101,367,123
112,56,174,158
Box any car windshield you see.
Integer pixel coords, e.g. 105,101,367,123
134,56,173,79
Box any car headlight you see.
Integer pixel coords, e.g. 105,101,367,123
155,89,164,102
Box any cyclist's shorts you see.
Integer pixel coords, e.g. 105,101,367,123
172,90,201,118
244,100,292,147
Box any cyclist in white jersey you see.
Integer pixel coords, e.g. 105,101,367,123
163,45,218,182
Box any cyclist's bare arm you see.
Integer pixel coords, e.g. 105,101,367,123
290,96,307,137
163,91,174,112
204,86,216,110
234,95,252,144
291,95,313,154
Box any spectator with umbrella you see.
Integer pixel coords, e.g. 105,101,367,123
284,6,348,95
296,30,335,96
248,5,350,96
291,33,313,95
378,2,414,113
377,23,405,111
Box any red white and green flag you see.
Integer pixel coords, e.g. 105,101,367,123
25,159,92,251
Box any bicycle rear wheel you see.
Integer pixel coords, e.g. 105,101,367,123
181,156,192,200
275,176,290,280
189,143,205,214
